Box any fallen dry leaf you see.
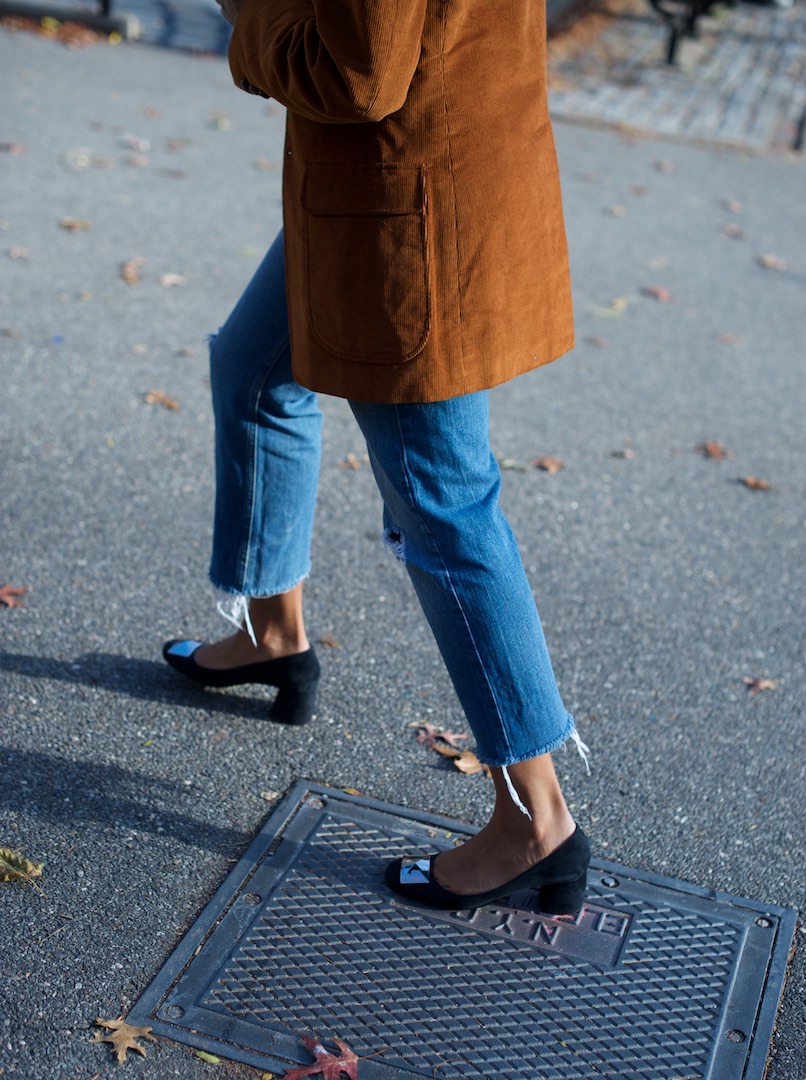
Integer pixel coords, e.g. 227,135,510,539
721,223,748,240
605,204,627,218
9,247,29,259
585,335,607,347
630,184,648,196
654,159,675,173
717,334,743,346
256,158,280,171
532,456,565,473
337,452,365,469
280,1035,359,1080
91,1017,156,1064
120,257,145,285
722,198,742,213
1,142,27,154
697,441,732,460
432,743,491,777
0,847,43,884
59,216,92,232
0,583,28,608
757,254,790,272
641,285,672,302
739,476,775,491
144,389,180,412
415,722,469,750
742,676,777,697
159,272,187,287
317,633,342,649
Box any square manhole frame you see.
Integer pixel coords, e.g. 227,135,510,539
128,779,797,1079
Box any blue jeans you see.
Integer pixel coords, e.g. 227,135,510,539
209,232,580,768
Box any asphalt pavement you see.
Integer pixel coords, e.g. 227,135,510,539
1,18,804,1080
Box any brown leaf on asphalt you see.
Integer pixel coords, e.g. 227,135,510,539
654,159,675,173
630,184,648,196
532,456,565,473
9,247,29,259
120,257,145,284
415,722,469,750
585,335,607,347
697,441,733,460
317,633,342,649
59,216,92,232
742,676,777,697
721,223,748,240
641,285,672,302
165,137,193,152
90,1017,156,1064
605,204,626,218
0,584,28,608
432,743,491,777
722,198,742,213
0,142,27,154
256,158,280,171
142,106,161,119
717,334,743,346
144,389,180,412
337,452,365,469
757,254,790,272
739,476,775,491
280,1035,359,1080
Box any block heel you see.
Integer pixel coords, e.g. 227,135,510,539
538,871,588,917
163,639,320,725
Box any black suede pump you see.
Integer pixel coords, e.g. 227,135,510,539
162,639,320,726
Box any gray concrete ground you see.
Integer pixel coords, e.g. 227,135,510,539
1,18,804,1080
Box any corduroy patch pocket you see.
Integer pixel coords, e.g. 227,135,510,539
303,163,431,365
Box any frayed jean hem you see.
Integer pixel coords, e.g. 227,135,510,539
479,715,591,774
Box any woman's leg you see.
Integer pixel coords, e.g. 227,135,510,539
350,390,587,898
200,231,322,666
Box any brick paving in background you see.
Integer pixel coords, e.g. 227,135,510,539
548,0,806,153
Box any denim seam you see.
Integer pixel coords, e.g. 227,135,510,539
391,405,515,763
238,333,292,592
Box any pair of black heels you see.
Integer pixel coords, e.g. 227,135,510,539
162,638,320,726
163,639,589,915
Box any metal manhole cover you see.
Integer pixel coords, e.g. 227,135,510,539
128,781,795,1079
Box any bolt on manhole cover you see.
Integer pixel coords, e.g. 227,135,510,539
128,781,795,1079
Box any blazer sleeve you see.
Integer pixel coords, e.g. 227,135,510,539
228,0,428,124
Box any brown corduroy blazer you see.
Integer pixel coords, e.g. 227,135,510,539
229,0,574,404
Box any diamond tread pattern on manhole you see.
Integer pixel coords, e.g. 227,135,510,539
128,782,796,1080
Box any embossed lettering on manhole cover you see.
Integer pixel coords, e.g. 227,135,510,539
128,781,796,1080
393,896,636,968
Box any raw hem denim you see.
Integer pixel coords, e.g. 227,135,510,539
206,229,586,771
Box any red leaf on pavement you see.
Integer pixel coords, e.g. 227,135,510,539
415,722,468,750
280,1035,360,1080
696,441,733,460
0,584,28,608
641,285,672,302
739,476,775,491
